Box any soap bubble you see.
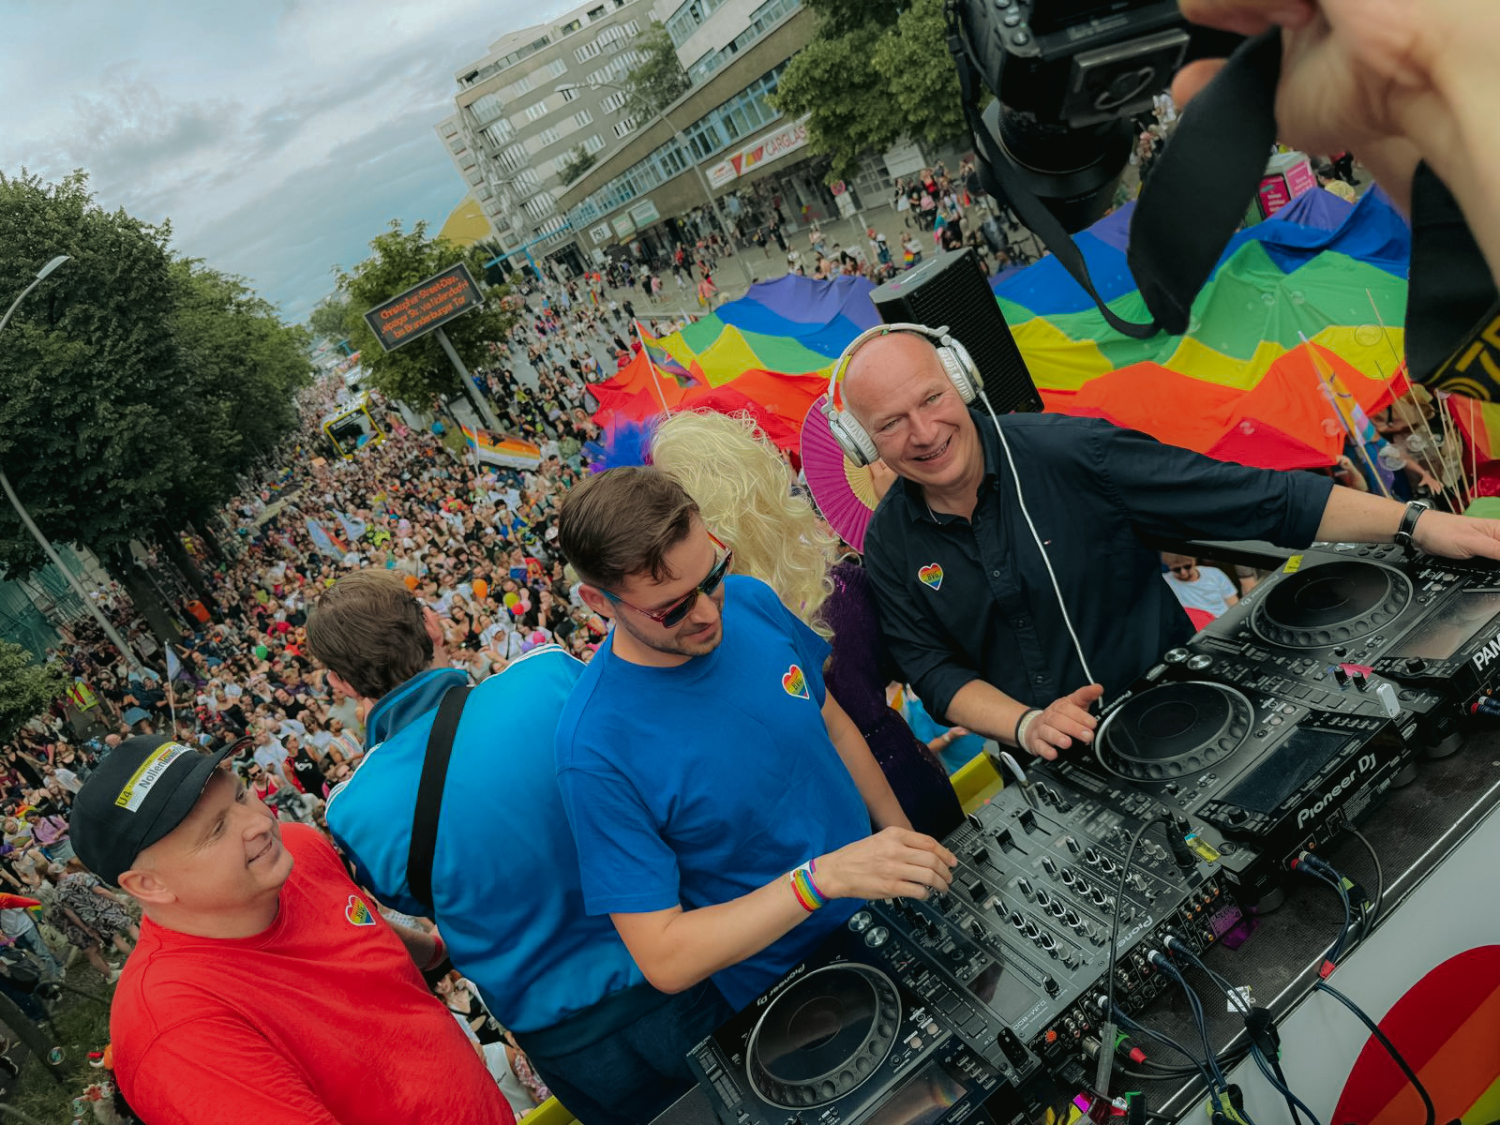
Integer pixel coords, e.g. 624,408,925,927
1378,445,1407,470
1322,419,1343,436
1237,420,1256,436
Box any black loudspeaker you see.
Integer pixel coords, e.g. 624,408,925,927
870,248,1042,414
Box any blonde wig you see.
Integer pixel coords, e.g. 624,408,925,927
650,411,839,632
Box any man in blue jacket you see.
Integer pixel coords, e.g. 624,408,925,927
306,570,728,1125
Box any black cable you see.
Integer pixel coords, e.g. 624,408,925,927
1314,981,1435,1125
1296,861,1353,964
1155,958,1258,1125
1105,812,1170,1028
1114,1007,1217,1089
1169,944,1322,1125
1346,826,1385,924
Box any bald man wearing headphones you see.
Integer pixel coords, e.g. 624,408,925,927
826,325,1500,764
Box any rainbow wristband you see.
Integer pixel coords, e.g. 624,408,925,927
789,859,827,913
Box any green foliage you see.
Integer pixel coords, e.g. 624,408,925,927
335,220,517,409
558,145,599,185
163,259,313,524
308,295,353,343
623,21,691,124
872,0,967,147
8,961,118,1122
0,170,310,581
0,171,188,577
772,0,966,181
802,0,901,35
0,638,66,743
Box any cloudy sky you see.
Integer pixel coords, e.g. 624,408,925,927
0,0,572,325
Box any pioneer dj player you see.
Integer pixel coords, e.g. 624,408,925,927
1049,653,1413,903
1191,543,1500,754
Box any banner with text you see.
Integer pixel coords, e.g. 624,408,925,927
706,116,811,189
363,263,483,352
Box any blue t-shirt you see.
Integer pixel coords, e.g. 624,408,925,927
555,575,871,1010
326,649,643,1033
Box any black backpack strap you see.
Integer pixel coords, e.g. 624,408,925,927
407,684,470,913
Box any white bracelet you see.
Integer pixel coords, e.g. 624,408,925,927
1015,709,1042,753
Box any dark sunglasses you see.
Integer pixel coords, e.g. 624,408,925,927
604,532,732,628
1170,564,1195,574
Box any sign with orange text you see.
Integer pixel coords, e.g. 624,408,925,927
363,263,482,352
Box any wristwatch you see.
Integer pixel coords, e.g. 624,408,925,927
1393,499,1430,552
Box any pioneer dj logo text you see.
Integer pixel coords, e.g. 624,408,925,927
1471,634,1500,672
1297,753,1378,829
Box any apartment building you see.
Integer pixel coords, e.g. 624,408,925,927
435,0,656,277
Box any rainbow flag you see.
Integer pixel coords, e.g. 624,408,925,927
460,424,542,470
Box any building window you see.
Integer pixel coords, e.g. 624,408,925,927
623,19,640,34
524,194,557,221
484,118,515,146
510,74,533,96
601,91,628,113
470,92,507,125
500,144,528,172
560,87,578,103
560,18,582,33
536,126,562,146
546,59,568,78
575,41,603,62
525,100,549,122
583,133,606,154
588,5,607,18
573,109,594,127
613,117,637,138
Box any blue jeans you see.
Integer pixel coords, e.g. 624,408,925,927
516,979,731,1125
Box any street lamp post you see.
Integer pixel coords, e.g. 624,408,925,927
557,81,756,293
0,255,142,671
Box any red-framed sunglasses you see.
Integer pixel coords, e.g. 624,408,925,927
604,532,732,628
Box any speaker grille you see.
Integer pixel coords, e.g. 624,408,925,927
870,249,1042,415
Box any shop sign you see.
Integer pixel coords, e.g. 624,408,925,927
706,115,812,188
589,223,613,244
628,199,661,227
611,214,636,239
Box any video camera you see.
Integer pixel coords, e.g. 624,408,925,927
951,0,1193,231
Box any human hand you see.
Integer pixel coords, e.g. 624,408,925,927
815,826,958,901
1412,510,1500,562
1023,683,1103,760
1172,0,1449,161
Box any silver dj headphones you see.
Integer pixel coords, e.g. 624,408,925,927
820,323,982,467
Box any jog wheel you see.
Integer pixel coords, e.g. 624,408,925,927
746,964,901,1108
1097,681,1252,782
1251,560,1412,649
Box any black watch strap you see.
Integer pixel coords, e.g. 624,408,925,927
1394,501,1430,551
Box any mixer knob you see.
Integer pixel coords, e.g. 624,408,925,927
967,918,984,938
1098,857,1117,875
1089,888,1108,907
1073,875,1090,895
1049,900,1066,919
966,878,987,902
1163,648,1190,663
1017,877,1034,898
1064,836,1081,855
1060,868,1075,887
1035,888,1051,908
1186,654,1213,671
1043,976,1060,996
1041,856,1059,876
1083,847,1100,866
1010,911,1025,929
1060,949,1078,968
1039,932,1057,952
1024,921,1040,940
1064,908,1080,927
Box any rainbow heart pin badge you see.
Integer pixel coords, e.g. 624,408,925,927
918,563,943,591
782,664,810,700
345,895,375,927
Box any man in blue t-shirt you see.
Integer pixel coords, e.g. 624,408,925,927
305,570,728,1125
554,467,958,1011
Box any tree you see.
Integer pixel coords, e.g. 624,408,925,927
0,170,309,640
772,0,966,181
335,220,518,409
623,21,690,124
0,171,186,581
0,639,66,743
558,145,599,185
308,295,353,343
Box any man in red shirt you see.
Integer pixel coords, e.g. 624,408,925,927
68,735,514,1125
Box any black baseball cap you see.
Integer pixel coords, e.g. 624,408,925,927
70,734,242,885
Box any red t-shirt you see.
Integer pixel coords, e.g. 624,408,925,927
111,826,513,1125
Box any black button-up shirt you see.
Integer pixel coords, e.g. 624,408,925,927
863,412,1333,719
